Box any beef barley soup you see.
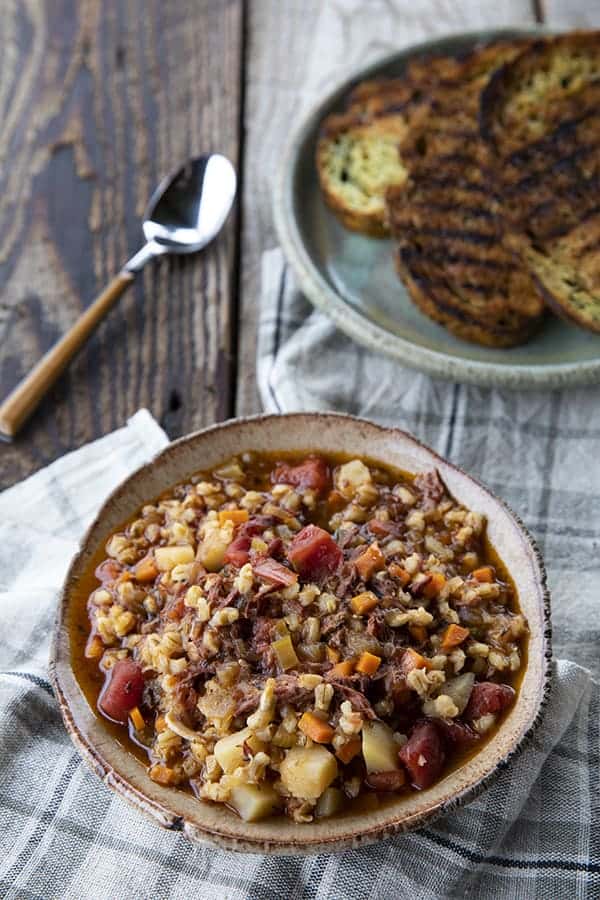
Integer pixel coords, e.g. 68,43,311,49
72,451,528,824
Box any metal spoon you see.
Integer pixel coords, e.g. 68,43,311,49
0,154,237,441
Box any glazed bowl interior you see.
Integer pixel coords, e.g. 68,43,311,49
50,413,551,854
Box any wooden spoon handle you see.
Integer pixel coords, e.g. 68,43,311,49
0,270,135,441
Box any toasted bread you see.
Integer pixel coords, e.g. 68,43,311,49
316,54,470,236
386,40,544,347
317,100,412,237
480,32,600,332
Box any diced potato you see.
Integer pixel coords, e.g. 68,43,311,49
272,635,299,670
443,673,475,714
230,782,280,822
155,545,195,571
197,521,233,572
214,727,264,773
315,787,344,818
273,619,290,639
335,459,372,499
279,745,338,800
362,721,400,773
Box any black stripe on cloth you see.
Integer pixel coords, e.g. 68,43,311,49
1,671,54,696
443,382,460,460
267,264,287,413
422,829,600,875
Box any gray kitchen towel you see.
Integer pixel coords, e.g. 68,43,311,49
0,322,597,897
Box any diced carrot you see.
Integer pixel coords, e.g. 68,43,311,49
298,711,335,744
355,543,386,580
422,571,446,599
165,596,185,621
473,566,494,583
84,634,104,660
218,508,249,526
350,591,379,615
389,564,411,587
129,706,145,731
329,659,355,679
149,764,179,786
355,651,382,676
326,646,341,664
409,624,428,644
135,555,159,583
336,736,362,764
440,623,470,651
155,714,167,733
399,648,431,675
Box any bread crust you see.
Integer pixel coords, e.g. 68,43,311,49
386,39,544,347
480,31,600,333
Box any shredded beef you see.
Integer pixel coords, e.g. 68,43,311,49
414,469,446,510
366,608,388,639
273,674,314,708
321,611,347,637
327,679,377,719
381,663,411,708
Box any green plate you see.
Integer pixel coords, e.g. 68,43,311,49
273,27,600,389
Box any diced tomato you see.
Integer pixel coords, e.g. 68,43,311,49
368,519,400,537
253,557,298,587
266,537,284,559
434,718,480,751
94,559,123,583
224,535,252,568
464,682,515,721
399,722,445,790
98,659,145,724
287,525,343,580
243,516,274,536
272,456,330,493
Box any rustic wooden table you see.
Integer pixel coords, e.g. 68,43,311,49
0,0,590,488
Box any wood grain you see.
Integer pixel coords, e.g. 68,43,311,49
236,0,538,417
0,0,242,487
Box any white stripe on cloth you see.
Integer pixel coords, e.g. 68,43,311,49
257,247,600,898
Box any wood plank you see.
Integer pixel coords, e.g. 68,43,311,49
237,0,537,417
0,0,242,488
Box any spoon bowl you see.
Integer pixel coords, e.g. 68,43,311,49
143,154,237,254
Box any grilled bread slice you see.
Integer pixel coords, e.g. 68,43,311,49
316,54,469,236
317,94,413,237
480,32,600,332
387,40,544,347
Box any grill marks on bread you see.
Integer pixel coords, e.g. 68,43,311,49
481,32,600,332
386,40,544,347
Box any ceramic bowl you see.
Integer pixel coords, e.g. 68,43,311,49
50,413,551,854
273,27,600,389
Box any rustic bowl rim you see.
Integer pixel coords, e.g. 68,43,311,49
50,412,552,854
